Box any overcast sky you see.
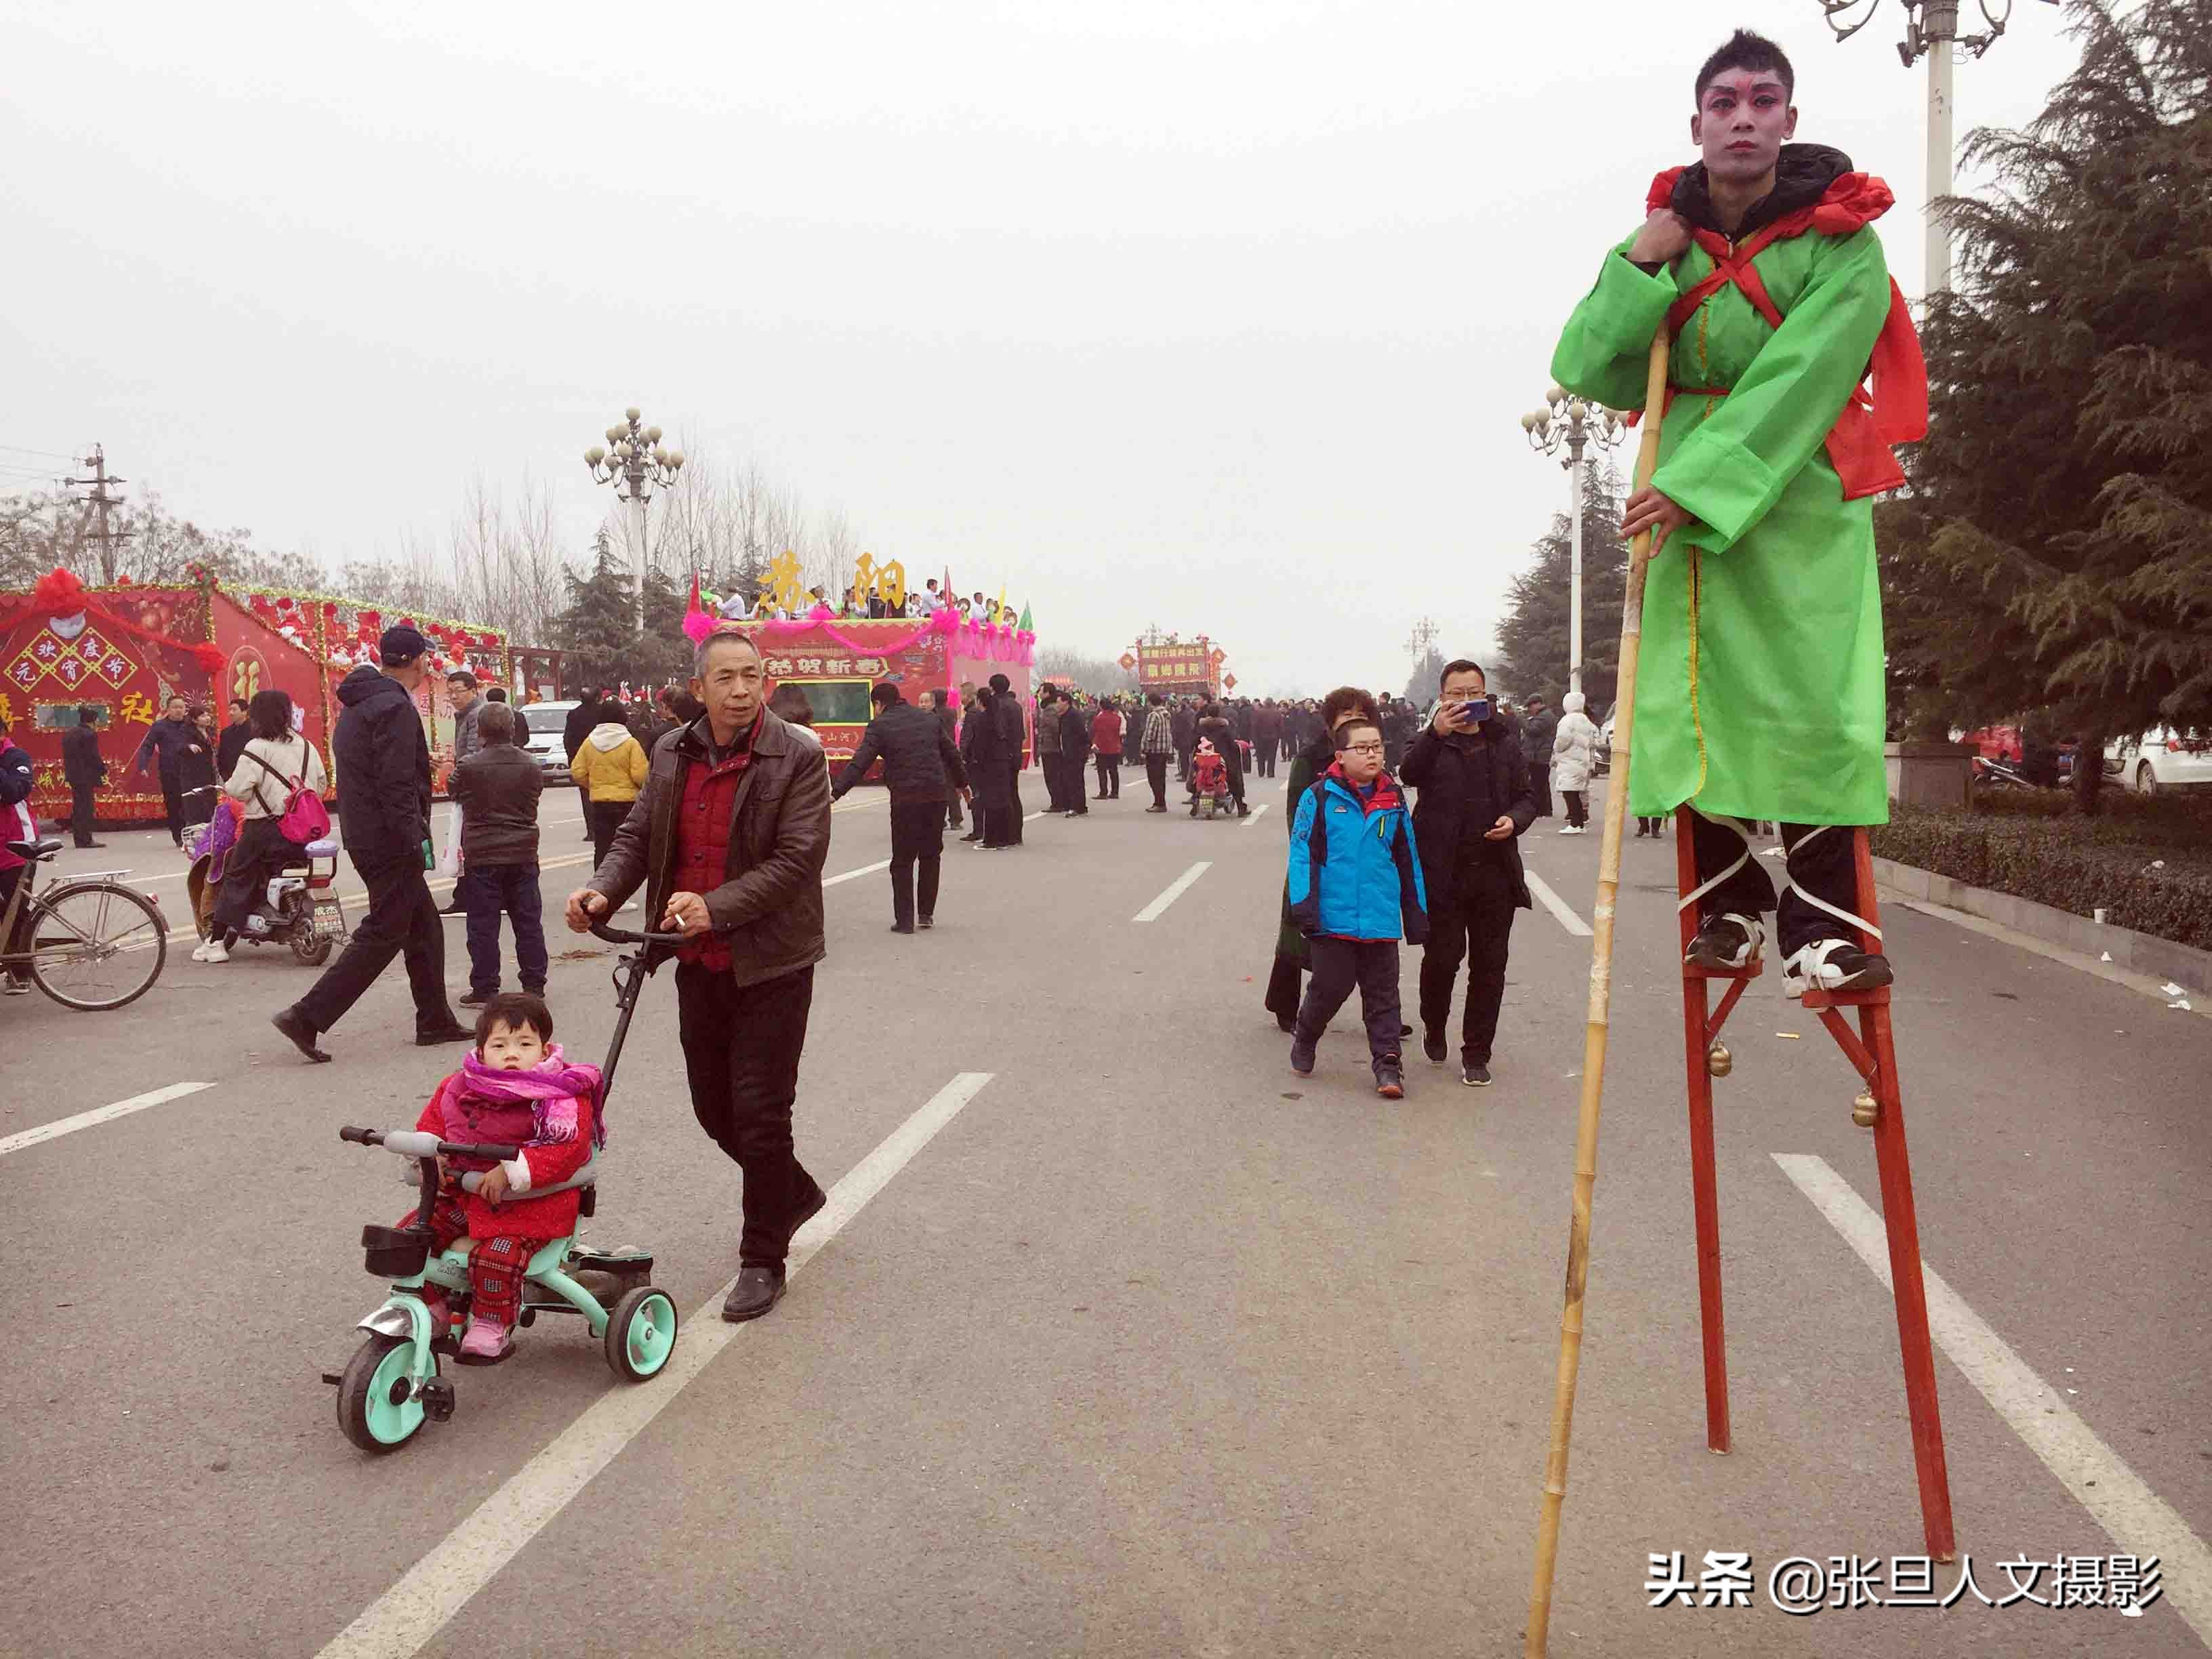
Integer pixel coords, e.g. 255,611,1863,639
4,1,2083,697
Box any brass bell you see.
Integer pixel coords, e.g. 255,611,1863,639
1705,1042,1732,1078
1851,1089,1879,1129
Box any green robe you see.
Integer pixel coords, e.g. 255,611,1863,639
1551,223,1895,825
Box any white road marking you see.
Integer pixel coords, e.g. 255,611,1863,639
1023,811,1046,821
1132,861,1211,923
0,1081,213,1159
69,811,592,888
822,859,890,888
158,853,600,946
1524,871,1593,937
1241,803,1270,828
1775,1153,2212,1647
314,1071,996,1659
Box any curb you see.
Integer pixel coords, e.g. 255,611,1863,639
1872,856,2212,1000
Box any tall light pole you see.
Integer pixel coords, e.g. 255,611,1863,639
1521,390,1624,697
1813,0,2057,296
583,407,684,630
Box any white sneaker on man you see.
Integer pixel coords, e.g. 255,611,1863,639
201,941,230,963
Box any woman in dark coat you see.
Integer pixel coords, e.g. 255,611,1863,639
1194,702,1246,817
1263,685,1380,1031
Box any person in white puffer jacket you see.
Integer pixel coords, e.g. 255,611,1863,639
1551,691,1598,834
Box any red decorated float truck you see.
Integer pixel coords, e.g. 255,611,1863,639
0,567,507,829
730,610,1038,769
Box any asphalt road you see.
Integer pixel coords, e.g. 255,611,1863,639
3,771,2207,1658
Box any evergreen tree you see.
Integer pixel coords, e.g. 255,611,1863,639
550,531,638,691
1883,0,2212,811
1496,460,1628,712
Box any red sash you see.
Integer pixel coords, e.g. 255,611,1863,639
1639,166,1927,500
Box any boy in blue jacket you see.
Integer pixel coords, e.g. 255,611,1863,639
1286,717,1429,1097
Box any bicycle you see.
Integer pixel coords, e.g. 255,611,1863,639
0,835,169,1010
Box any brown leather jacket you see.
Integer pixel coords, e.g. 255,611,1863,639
590,709,831,988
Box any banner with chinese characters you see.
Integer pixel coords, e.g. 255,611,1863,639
1135,641,1221,694
756,620,955,766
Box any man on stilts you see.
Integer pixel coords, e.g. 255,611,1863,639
1551,27,1925,997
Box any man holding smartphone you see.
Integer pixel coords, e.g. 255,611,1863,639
1399,659,1540,1088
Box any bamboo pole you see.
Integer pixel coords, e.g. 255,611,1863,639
1524,328,1673,1658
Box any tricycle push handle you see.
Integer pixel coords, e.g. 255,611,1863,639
339,1126,520,1161
590,920,688,947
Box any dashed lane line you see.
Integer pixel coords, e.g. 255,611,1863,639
1776,1152,2211,1648
314,1071,997,1659
0,1081,214,1159
1132,861,1211,924
1241,803,1270,828
1523,870,1593,937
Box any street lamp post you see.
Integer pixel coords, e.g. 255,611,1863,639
583,407,685,630
1520,390,1625,697
1813,0,2055,296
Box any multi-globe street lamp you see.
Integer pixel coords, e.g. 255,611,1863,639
1520,389,1625,697
583,407,685,629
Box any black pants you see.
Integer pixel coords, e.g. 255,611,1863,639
888,798,945,926
1145,754,1169,808
69,783,97,846
1063,758,1088,814
462,862,548,994
944,790,964,830
159,772,187,845
674,962,823,1268
1296,937,1402,1071
1254,743,1276,778
1561,790,1588,828
588,798,632,876
981,804,1017,846
211,817,298,945
1529,771,1553,820
1637,816,1665,836
1095,754,1120,797
1005,762,1024,842
1687,811,1865,958
293,856,455,1036
1418,861,1518,1065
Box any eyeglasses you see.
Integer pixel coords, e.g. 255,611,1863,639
1343,741,1384,756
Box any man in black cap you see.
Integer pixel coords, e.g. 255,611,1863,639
272,624,469,1061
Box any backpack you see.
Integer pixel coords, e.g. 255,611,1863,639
243,743,331,844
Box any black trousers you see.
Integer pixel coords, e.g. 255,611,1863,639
1417,860,1518,1065
1005,762,1024,842
1687,811,1866,958
944,790,964,830
674,962,823,1267
70,783,97,846
981,804,1017,846
462,862,548,994
159,772,187,844
1254,742,1277,778
888,798,945,926
293,856,455,1036
1529,771,1554,820
1095,753,1120,797
1062,757,1088,814
1145,754,1169,808
1561,790,1588,829
1296,937,1402,1070
588,798,632,876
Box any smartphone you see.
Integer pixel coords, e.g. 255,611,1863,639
1457,697,1492,724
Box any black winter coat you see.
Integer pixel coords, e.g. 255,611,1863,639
962,697,1011,810
992,693,1026,766
834,699,966,803
216,720,252,781
133,716,205,779
562,701,597,764
1060,707,1091,761
62,723,106,790
331,665,433,870
1398,722,1538,912
449,742,545,867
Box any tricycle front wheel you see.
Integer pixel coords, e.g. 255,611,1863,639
337,1332,430,1452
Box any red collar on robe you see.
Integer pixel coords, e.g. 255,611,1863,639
1322,761,1402,815
1643,165,1927,500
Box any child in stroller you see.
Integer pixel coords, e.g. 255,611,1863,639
1188,738,1233,819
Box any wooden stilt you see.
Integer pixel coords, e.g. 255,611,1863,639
1675,810,1736,1454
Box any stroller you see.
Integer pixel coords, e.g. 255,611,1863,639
325,920,681,1452
1188,739,1233,819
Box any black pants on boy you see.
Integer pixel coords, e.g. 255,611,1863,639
888,798,945,927
1418,859,1517,1067
292,857,458,1037
1296,937,1402,1073
462,862,548,994
1686,811,1865,958
674,962,825,1269
1145,754,1168,808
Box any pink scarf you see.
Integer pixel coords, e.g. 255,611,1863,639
455,1044,604,1146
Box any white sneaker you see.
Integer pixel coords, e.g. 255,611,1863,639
189,941,213,962
202,941,229,963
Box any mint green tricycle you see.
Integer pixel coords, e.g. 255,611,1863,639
323,922,682,1453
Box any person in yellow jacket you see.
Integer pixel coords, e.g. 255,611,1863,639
570,699,650,897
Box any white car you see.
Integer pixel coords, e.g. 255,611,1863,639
520,701,584,784
2104,726,2212,795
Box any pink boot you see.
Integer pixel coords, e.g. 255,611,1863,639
456,1315,515,1365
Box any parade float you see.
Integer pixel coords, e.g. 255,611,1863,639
0,565,508,827
686,552,1038,766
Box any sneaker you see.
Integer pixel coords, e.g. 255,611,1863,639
1782,938,1894,999
1685,912,1764,972
1289,1035,1316,1077
1462,1061,1492,1087
1376,1062,1405,1099
917,916,934,930
201,941,229,963
1145,804,1168,813
1,978,28,997
456,1316,515,1365
189,941,213,962
1422,1029,1447,1064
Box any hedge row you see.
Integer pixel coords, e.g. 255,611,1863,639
1871,802,2212,952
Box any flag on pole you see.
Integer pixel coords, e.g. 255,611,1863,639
1017,603,1032,632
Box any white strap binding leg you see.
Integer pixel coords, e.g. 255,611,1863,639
1776,824,1882,943
1677,806,1757,916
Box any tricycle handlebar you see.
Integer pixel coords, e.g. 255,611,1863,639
590,920,688,947
337,1126,521,1162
